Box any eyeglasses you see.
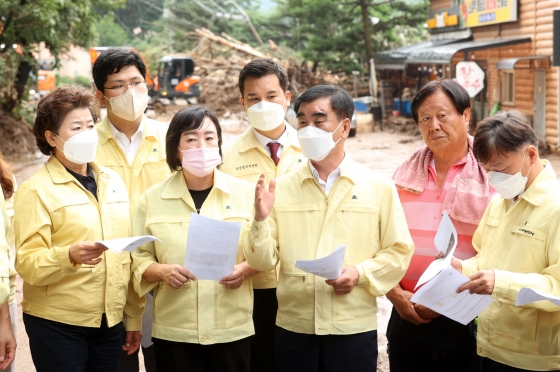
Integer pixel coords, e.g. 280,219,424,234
104,81,148,95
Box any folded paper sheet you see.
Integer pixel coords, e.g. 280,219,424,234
415,211,458,290
98,236,162,253
411,266,494,325
295,245,346,280
516,287,560,307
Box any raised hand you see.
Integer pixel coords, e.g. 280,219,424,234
255,174,276,222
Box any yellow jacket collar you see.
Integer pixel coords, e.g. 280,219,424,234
519,159,556,206
96,116,157,146
162,169,231,199
299,155,357,186
46,156,102,184
238,123,301,153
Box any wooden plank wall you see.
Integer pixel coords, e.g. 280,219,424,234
448,0,559,147
431,0,453,12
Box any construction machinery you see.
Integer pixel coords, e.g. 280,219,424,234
89,47,201,115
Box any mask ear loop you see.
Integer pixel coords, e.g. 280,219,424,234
52,132,65,153
333,120,345,145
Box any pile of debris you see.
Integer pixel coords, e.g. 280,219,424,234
190,28,361,115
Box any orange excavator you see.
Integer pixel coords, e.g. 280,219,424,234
89,47,201,114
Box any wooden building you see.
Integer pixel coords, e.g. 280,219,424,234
376,0,557,149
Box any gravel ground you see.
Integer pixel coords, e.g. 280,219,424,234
9,113,560,371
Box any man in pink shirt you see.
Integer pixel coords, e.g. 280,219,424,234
388,79,494,372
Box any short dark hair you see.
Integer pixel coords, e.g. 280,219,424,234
34,86,99,156
412,79,471,124
92,48,147,94
238,58,289,96
473,110,538,164
166,106,223,172
294,85,354,121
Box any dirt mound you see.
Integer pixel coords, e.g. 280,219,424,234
0,111,37,158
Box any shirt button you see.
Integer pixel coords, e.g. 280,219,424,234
477,346,482,353
200,336,205,342
95,318,101,324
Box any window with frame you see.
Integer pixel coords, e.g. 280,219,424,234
501,70,515,105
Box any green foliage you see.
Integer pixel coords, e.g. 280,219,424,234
56,75,93,88
0,0,125,113
95,15,130,46
133,0,428,74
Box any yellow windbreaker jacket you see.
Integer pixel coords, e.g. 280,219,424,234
221,124,306,288
247,159,414,335
14,157,143,330
6,175,16,305
131,170,256,344
95,116,171,211
463,161,560,371
0,185,9,304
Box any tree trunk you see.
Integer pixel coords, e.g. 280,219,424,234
2,55,32,113
360,0,374,74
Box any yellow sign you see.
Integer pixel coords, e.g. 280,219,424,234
427,12,459,29
460,0,517,28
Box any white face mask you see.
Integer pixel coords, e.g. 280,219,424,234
55,129,99,165
297,121,343,161
246,99,286,131
179,147,222,177
104,88,149,122
488,151,533,199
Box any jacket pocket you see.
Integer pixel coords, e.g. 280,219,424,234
491,305,539,352
336,205,380,263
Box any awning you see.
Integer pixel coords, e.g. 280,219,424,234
405,37,531,65
375,39,468,70
496,55,551,70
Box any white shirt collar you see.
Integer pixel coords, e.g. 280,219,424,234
108,116,145,142
252,123,290,149
309,155,347,195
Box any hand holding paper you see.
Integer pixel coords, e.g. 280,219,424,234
98,236,162,253
411,266,494,325
295,245,346,280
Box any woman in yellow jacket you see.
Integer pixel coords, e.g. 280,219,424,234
131,106,259,372
0,152,17,372
13,86,143,372
0,182,16,370
454,110,560,372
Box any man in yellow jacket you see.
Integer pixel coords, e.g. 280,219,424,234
221,58,305,371
248,85,414,371
93,48,170,372
454,110,560,371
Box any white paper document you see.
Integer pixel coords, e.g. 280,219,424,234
183,213,241,281
516,287,560,307
98,236,161,253
295,245,346,280
411,266,494,325
415,211,458,290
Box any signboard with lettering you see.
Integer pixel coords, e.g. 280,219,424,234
460,0,517,28
456,62,485,97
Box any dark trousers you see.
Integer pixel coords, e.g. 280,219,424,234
387,307,480,372
119,343,157,372
152,336,251,372
480,357,560,372
23,312,123,372
251,288,278,372
275,326,378,372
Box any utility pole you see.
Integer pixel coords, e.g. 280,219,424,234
359,0,374,73
224,0,264,46
296,18,300,52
